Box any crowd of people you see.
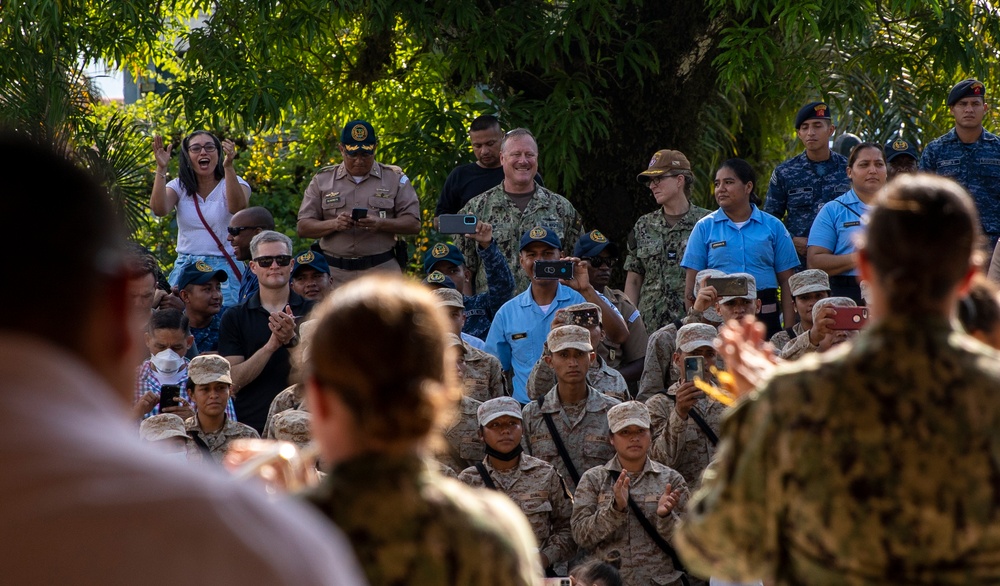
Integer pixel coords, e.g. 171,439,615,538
5,76,1000,586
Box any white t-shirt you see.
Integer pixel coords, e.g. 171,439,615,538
164,177,250,257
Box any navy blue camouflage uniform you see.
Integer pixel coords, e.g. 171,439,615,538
462,240,515,340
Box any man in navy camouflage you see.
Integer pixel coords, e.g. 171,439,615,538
920,78,1000,254
764,101,851,269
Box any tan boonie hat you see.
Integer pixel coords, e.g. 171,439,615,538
676,323,717,353
557,302,602,327
718,272,757,305
637,149,691,182
547,324,593,353
139,413,189,442
607,400,651,433
188,354,232,385
477,396,523,426
695,268,726,323
788,269,831,297
271,409,312,448
433,287,465,309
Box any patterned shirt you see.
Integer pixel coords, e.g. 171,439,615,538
191,311,225,354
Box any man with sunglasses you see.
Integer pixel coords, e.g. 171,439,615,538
219,230,314,434
625,149,709,333
297,119,421,288
226,206,275,303
575,230,648,390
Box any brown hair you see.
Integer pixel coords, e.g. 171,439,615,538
847,141,885,168
957,273,1000,336
855,173,983,315
305,274,461,446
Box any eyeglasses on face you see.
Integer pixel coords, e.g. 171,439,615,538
648,174,679,185
227,225,265,236
252,255,293,268
188,143,218,154
584,256,617,268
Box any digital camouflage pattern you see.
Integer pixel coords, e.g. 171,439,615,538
458,184,583,294
763,151,851,241
304,453,543,586
768,322,804,356
462,240,517,340
647,382,725,490
262,384,306,439
572,457,690,586
624,206,710,331
526,355,628,402
637,323,680,403
461,342,509,402
599,287,649,370
184,415,260,464
521,387,620,493
458,454,576,568
438,396,485,475
677,316,1000,585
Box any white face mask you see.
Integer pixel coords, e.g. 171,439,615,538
151,349,184,375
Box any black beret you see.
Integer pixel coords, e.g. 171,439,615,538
794,101,832,129
947,79,986,107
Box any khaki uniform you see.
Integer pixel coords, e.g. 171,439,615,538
438,396,484,475
779,328,819,361
185,415,260,464
458,454,576,568
646,384,724,490
768,322,804,356
304,453,542,586
461,342,509,401
262,384,306,439
599,287,649,370
637,323,680,403
521,387,620,493
298,161,420,286
677,316,1000,585
458,184,583,294
526,355,628,402
624,206,710,331
572,457,690,585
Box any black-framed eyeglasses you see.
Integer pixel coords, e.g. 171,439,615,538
252,255,293,268
188,144,217,154
227,225,265,236
584,256,617,268
648,174,679,185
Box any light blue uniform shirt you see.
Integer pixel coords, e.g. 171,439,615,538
680,205,799,290
807,189,869,277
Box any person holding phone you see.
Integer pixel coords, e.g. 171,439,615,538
779,296,861,361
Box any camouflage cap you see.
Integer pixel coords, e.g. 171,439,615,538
547,324,593,353
947,78,986,107
718,272,757,305
557,302,602,327
445,333,464,348
694,268,726,323
637,149,691,183
433,287,465,309
139,413,189,442
675,323,718,353
477,396,524,426
271,409,312,448
607,400,651,433
187,354,232,385
812,296,857,321
788,269,831,297
794,101,832,128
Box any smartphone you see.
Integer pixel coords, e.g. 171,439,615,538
351,207,368,221
542,580,571,586
705,276,749,297
158,384,181,412
830,307,869,330
534,260,574,280
683,356,706,382
438,213,478,234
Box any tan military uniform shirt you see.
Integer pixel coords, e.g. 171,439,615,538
526,355,628,402
599,287,649,370
438,396,485,475
637,323,680,403
262,383,306,439
458,454,576,568
521,386,620,493
185,415,260,464
646,383,724,490
298,161,420,258
572,456,690,586
779,327,819,361
461,342,509,402
768,322,804,356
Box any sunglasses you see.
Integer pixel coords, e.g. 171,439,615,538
227,225,265,236
584,256,617,268
252,255,293,268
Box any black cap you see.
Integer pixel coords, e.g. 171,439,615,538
794,101,832,128
884,138,919,163
947,79,986,107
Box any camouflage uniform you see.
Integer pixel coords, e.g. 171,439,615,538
571,456,690,586
184,415,260,464
463,240,517,340
919,128,1000,249
521,386,621,493
458,454,576,569
599,286,648,370
458,184,583,294
624,206,710,331
677,316,1000,584
263,383,306,439
461,342,509,402
637,323,680,403
526,355,628,402
763,152,851,266
438,396,485,475
768,322,804,356
304,453,542,586
646,383,725,490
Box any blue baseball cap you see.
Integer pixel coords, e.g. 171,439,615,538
422,271,457,290
291,250,330,277
573,230,618,258
884,138,919,163
423,242,465,274
177,260,228,290
519,226,561,251
340,119,377,153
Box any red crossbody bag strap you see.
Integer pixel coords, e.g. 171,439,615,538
191,193,243,283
